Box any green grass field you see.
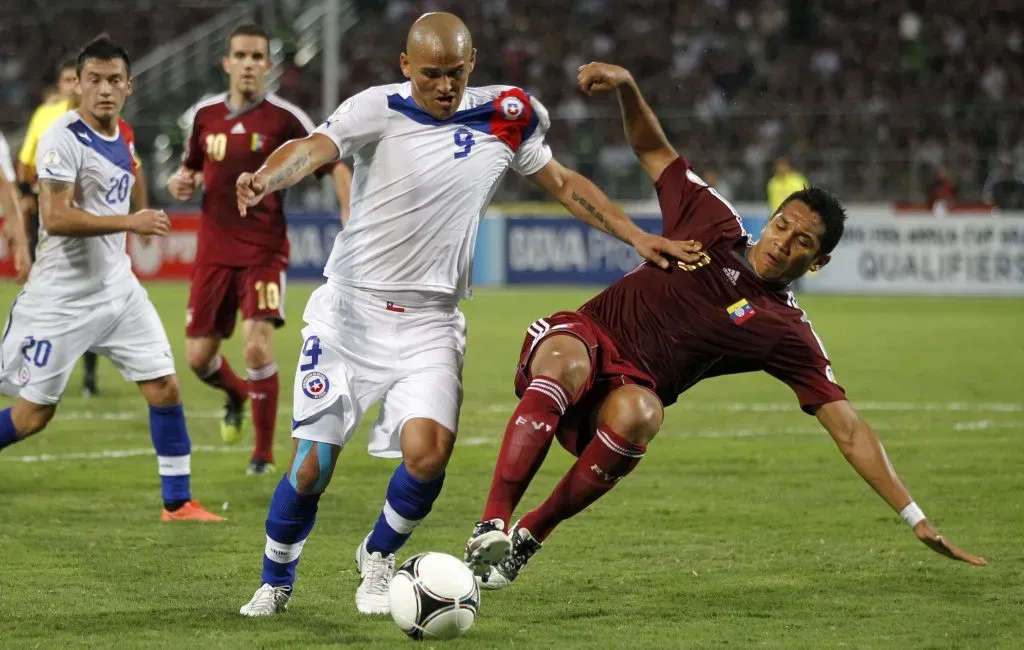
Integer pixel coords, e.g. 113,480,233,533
0,282,1021,649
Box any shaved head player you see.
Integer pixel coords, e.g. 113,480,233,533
238,14,705,617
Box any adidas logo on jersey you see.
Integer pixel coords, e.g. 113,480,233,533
724,268,740,286
231,122,246,135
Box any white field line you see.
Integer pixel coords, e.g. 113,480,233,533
3,412,1020,464
48,400,1024,423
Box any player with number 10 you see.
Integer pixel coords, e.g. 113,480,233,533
236,12,704,617
167,23,352,476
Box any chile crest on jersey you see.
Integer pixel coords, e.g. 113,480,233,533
490,88,535,152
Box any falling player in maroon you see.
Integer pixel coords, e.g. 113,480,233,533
166,23,352,475
465,62,986,588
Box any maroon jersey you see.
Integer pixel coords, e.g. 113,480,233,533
580,156,846,413
183,92,319,267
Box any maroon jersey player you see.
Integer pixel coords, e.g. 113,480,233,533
465,62,985,588
166,23,352,475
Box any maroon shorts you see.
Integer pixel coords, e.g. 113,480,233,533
514,310,657,457
186,265,286,339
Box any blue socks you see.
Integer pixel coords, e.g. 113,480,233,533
366,463,445,556
148,404,191,505
262,475,321,588
0,408,17,451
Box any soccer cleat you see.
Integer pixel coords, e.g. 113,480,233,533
246,459,276,476
354,533,395,615
220,400,245,444
464,518,511,580
239,583,291,617
161,500,225,522
478,523,542,591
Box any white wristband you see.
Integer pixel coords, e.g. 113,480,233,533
899,502,926,528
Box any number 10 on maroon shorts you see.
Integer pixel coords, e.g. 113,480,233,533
186,265,287,338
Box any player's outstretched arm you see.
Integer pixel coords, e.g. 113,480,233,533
529,158,703,270
331,162,352,227
39,179,170,238
577,62,678,182
237,134,339,216
816,400,986,566
0,173,31,283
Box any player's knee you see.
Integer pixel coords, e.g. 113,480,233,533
289,439,336,494
291,462,324,494
242,339,272,368
530,336,591,396
185,344,217,374
598,386,663,446
11,401,55,436
401,420,455,481
140,375,181,407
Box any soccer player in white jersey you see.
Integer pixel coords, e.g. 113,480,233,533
0,36,222,522
236,13,704,617
0,130,32,283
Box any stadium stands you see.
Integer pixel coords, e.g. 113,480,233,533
1,0,1022,201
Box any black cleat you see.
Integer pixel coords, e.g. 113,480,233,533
247,459,277,476
480,523,542,591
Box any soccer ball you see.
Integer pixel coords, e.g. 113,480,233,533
388,552,480,640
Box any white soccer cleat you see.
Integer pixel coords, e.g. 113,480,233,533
239,583,291,617
464,518,511,580
355,533,395,615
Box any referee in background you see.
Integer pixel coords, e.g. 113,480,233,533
15,56,103,397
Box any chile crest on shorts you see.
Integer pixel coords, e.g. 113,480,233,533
302,371,330,399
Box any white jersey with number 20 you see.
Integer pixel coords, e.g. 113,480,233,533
32,111,138,306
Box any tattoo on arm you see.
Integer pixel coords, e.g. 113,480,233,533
571,190,620,239
266,152,311,193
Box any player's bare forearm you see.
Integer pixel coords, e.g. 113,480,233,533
531,160,642,246
578,63,677,181
131,166,149,211
564,180,642,245
0,178,26,241
39,179,131,236
817,401,913,513
257,134,337,195
615,78,673,158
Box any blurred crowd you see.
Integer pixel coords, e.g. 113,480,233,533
2,0,1023,204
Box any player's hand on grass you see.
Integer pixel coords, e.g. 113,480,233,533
166,168,197,201
236,171,268,216
913,520,986,566
632,232,704,270
12,239,31,284
577,62,632,94
128,209,171,237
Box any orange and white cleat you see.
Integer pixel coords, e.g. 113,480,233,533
161,500,225,522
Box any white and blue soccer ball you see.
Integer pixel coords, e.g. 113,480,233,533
388,552,480,640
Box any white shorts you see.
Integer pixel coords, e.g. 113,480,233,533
291,283,466,458
0,283,176,405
